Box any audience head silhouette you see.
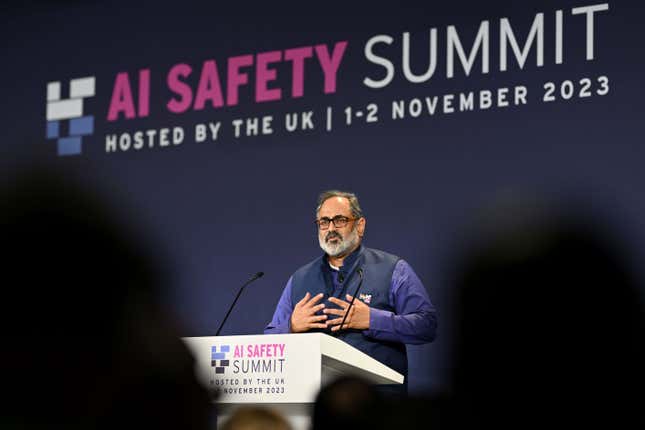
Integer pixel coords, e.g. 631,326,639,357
2,168,212,429
450,199,644,428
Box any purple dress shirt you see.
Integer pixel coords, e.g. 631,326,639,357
264,259,437,344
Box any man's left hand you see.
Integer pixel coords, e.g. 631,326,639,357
324,294,370,331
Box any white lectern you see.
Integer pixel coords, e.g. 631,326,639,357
183,333,404,430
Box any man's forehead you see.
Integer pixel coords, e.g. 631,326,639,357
319,196,351,215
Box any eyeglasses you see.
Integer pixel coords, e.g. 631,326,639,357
315,215,357,230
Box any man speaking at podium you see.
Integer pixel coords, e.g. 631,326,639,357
264,190,437,391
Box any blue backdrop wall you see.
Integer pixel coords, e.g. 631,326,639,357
2,0,643,393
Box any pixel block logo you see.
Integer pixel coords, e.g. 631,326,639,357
211,345,231,374
46,77,96,156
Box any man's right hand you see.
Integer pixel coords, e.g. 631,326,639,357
290,292,327,333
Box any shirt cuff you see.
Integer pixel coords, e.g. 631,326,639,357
363,307,394,337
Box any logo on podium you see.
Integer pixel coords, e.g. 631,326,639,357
211,345,230,374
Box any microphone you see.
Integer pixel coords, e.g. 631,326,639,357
215,272,264,336
337,267,364,333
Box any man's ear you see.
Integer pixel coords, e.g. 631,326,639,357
357,217,366,237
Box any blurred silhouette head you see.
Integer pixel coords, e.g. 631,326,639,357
220,406,291,430
450,198,644,428
312,376,386,430
1,168,211,429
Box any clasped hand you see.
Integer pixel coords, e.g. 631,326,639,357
290,292,370,333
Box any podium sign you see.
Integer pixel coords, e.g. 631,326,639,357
183,333,404,404
183,333,321,403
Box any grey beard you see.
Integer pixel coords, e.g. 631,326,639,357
319,226,360,258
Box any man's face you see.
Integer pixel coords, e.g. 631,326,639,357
317,197,365,258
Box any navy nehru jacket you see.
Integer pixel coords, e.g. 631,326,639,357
264,245,437,378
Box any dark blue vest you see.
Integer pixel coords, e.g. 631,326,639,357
290,246,408,378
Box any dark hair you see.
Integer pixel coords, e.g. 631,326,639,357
450,202,645,428
221,406,291,430
2,168,212,429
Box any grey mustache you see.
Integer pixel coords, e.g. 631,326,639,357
325,231,342,241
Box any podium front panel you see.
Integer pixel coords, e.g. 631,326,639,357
183,334,322,404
